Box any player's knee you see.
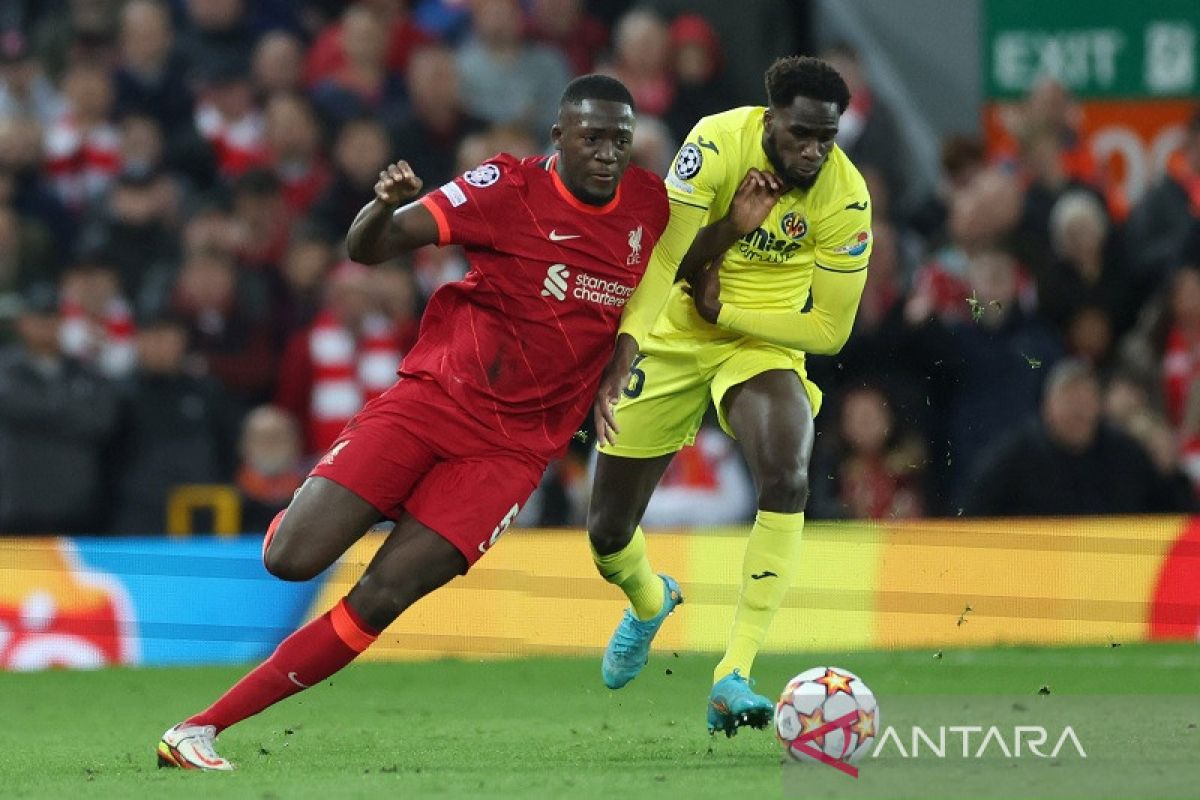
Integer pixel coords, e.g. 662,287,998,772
757,463,810,513
587,506,636,556
263,516,320,582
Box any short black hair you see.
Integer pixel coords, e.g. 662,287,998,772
560,74,636,112
765,56,851,114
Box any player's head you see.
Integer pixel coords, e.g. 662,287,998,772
552,74,636,205
762,56,850,189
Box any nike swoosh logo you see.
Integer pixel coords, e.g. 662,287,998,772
844,201,868,211
750,571,778,580
548,230,580,241
288,671,310,688
697,135,720,155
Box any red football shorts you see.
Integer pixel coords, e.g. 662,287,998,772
309,377,546,566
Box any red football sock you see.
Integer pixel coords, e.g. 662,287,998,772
186,598,379,734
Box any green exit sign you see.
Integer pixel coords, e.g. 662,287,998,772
984,0,1199,99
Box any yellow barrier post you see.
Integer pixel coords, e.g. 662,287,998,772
166,485,243,538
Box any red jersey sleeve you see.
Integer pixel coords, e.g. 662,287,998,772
418,155,524,249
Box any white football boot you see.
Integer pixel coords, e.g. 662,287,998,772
157,723,235,771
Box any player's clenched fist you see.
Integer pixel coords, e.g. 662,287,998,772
375,161,424,207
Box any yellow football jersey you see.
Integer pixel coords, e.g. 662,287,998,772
659,105,872,324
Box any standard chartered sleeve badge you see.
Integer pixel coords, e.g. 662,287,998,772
674,143,703,179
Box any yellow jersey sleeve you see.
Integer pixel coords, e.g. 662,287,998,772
813,190,873,273
663,117,731,214
618,199,707,346
716,264,868,355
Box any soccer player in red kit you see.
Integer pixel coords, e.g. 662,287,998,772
157,74,669,770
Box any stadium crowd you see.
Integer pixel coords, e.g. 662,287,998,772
0,0,1198,535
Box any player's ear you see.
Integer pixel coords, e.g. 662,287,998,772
550,123,563,151
763,108,774,133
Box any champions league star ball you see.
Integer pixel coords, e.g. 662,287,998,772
775,667,879,766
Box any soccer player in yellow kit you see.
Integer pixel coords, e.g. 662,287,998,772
585,56,872,735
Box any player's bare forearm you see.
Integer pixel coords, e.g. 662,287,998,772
593,333,639,446
345,160,437,263
346,199,399,263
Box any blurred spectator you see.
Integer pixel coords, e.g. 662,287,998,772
906,168,1025,325
251,30,305,96
193,58,264,178
170,246,274,407
1126,110,1200,293
630,114,675,177
0,116,74,251
275,261,403,456
1015,125,1109,278
231,168,292,272
457,0,570,141
0,202,56,298
391,44,486,190
274,222,336,343
31,0,120,82
58,259,136,378
1104,370,1154,431
908,134,987,242
641,427,756,528
0,28,65,125
80,167,180,298
43,63,121,210
526,0,607,76
1161,265,1200,480
304,0,431,88
371,262,421,352
311,116,390,235
0,284,121,533
603,9,673,117
180,0,257,72
907,249,1062,505
820,43,913,220
963,360,1185,515
1063,305,1114,370
236,404,305,531
112,311,237,534
113,0,193,137
811,385,926,520
663,14,732,144
1038,191,1134,336
311,4,409,129
995,78,1112,213
1124,410,1196,507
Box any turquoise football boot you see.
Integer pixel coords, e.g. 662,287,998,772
707,670,773,736
601,575,683,689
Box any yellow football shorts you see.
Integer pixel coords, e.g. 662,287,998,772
599,326,823,460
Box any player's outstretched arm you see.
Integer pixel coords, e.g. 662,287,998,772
345,160,439,264
700,262,868,355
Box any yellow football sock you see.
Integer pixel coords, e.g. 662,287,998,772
714,510,804,683
592,526,664,621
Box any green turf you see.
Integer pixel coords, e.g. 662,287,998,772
1,644,1198,799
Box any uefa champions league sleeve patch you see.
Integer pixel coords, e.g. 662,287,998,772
463,163,501,188
674,143,703,180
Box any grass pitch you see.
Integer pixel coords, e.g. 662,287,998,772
2,644,1198,799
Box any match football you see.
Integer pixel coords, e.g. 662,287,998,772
2,1,1199,799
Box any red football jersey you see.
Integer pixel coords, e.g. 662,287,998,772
406,153,669,459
